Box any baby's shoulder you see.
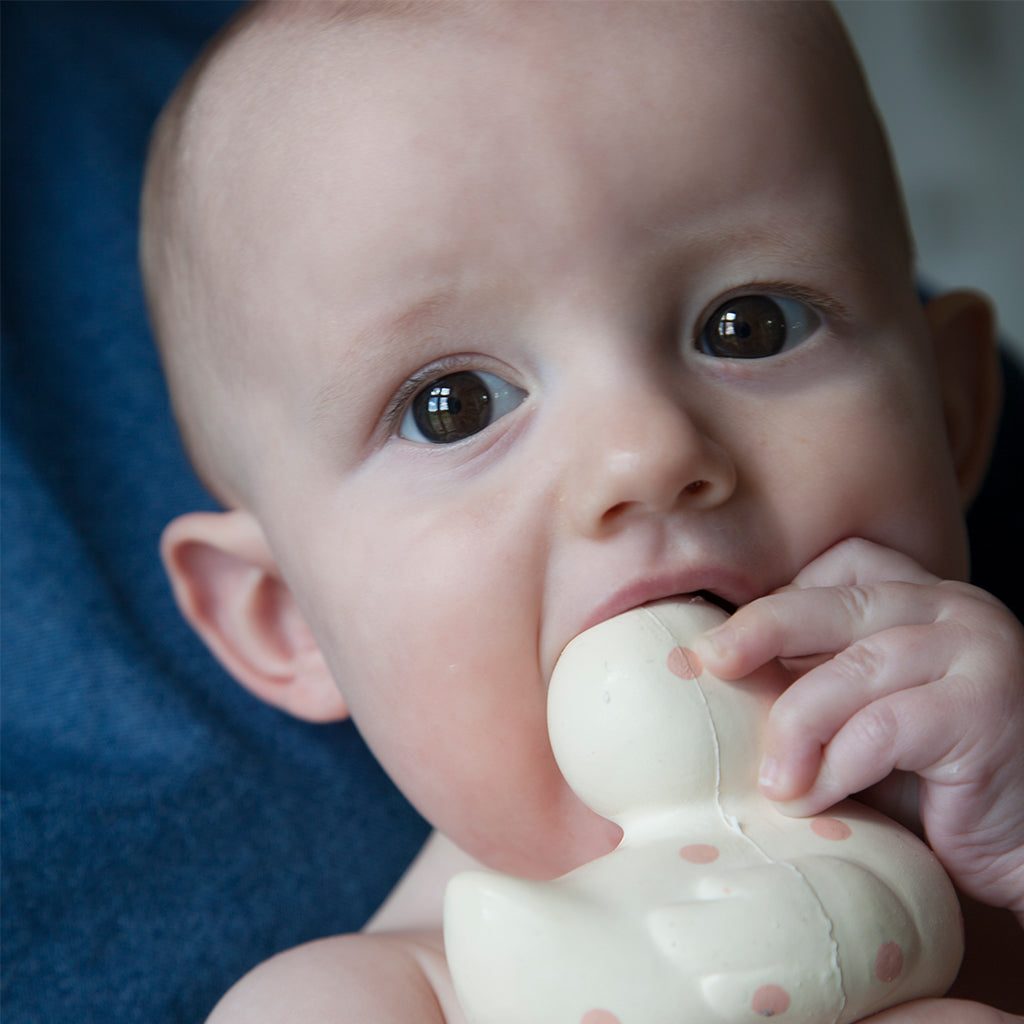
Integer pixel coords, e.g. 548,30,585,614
206,833,477,1023
205,930,463,1024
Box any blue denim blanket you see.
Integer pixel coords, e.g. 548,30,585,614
2,5,427,1022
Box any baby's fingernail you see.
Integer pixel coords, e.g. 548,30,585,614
759,756,780,791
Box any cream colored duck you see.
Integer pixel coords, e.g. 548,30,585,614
444,598,963,1024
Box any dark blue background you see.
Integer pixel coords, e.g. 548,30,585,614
2,4,428,1021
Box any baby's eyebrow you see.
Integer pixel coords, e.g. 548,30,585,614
309,289,462,429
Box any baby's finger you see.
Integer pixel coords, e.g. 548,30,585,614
693,580,942,681
858,997,1023,1024
757,621,959,800
782,538,940,592
774,678,972,818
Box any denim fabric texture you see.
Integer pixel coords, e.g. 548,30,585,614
2,3,1021,1024
1,4,428,1022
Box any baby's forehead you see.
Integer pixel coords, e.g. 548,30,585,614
191,0,870,236
174,0,900,377
199,1,855,133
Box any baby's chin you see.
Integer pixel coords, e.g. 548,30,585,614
465,798,623,882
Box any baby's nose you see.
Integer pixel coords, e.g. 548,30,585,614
563,378,736,537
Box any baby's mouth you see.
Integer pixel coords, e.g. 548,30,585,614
571,579,747,657
689,590,738,617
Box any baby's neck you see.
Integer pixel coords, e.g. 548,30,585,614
364,832,484,934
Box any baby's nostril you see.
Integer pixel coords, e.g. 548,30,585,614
684,480,708,496
602,501,630,522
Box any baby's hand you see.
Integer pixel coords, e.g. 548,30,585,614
861,997,1023,1023
692,538,1024,922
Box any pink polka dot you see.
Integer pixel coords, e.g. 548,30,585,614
751,984,790,1016
810,816,852,841
668,646,701,679
875,941,904,983
680,843,720,864
579,1012,621,1024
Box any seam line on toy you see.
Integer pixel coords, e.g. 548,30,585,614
782,858,847,1023
640,605,725,813
642,603,847,1021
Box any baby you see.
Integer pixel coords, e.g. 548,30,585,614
139,1,1024,1020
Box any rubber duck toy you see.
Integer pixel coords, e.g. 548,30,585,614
444,597,963,1024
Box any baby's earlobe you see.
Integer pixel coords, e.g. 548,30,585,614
160,510,349,723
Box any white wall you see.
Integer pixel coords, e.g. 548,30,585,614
837,0,1023,358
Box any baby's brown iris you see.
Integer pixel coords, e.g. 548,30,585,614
703,295,788,359
411,371,493,444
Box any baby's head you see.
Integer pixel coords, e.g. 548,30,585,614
141,1,999,878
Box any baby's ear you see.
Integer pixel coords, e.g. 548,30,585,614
926,289,1002,506
160,510,349,723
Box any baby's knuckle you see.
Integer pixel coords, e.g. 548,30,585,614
935,578,975,602
837,583,875,624
830,640,887,687
832,536,874,563
846,702,900,761
936,578,1016,630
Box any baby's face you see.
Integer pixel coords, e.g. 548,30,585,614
203,4,971,877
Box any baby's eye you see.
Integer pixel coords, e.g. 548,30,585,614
698,294,820,359
399,370,527,444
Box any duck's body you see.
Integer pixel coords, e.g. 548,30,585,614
445,599,963,1024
